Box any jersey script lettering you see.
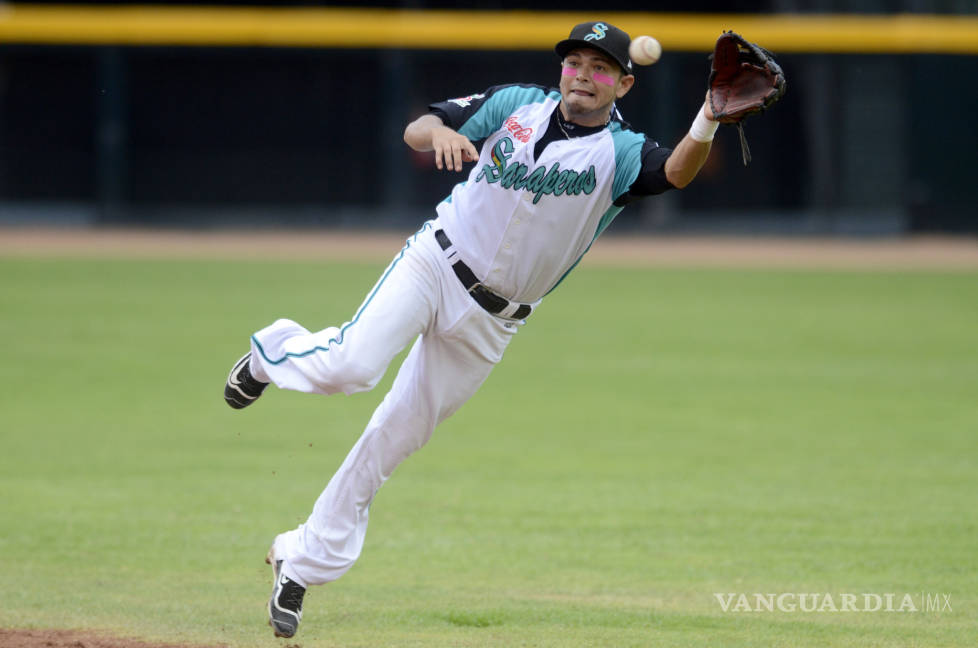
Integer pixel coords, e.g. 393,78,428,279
474,137,597,204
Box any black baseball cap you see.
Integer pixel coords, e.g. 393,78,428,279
555,21,633,74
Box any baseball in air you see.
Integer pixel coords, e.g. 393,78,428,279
629,35,662,66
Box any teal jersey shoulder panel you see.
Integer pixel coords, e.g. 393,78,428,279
457,85,550,141
593,204,625,242
609,123,646,201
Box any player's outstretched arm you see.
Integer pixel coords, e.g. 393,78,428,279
663,99,716,189
403,114,479,172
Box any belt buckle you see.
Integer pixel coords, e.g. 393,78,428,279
468,283,509,314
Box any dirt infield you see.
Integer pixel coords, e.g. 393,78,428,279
0,227,976,269
0,629,229,648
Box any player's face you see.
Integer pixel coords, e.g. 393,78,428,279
559,48,634,126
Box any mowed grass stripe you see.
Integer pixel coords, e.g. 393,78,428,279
0,258,974,647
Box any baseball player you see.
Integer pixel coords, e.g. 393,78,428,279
226,22,721,639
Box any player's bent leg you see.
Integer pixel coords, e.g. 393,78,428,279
248,228,439,397
274,306,518,587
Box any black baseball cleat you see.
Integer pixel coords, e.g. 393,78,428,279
266,550,305,638
224,352,268,409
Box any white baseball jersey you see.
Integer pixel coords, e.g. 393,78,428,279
430,83,674,303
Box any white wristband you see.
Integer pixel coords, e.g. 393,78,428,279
689,105,719,143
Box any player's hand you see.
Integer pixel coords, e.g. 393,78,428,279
430,126,479,172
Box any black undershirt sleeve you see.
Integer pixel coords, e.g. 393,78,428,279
427,84,547,133
615,139,675,206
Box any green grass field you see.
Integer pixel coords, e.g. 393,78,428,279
0,251,975,647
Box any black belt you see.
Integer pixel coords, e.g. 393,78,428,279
435,228,533,320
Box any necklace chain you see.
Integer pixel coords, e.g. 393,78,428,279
556,115,573,139
556,108,613,139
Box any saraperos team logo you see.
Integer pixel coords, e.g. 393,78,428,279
584,23,608,41
475,136,597,204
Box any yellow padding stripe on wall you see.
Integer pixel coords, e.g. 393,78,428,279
1,5,977,54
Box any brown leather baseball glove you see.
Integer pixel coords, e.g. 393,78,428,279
708,31,787,165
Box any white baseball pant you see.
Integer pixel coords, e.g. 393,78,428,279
248,221,520,587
